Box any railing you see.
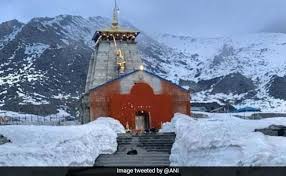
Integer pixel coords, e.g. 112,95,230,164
0,115,79,126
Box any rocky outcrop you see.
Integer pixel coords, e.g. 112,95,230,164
268,75,286,100
187,73,256,95
0,19,24,39
211,73,256,94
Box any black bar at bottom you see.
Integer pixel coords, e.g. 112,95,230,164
0,167,286,176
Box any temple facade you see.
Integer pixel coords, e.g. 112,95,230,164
80,1,191,130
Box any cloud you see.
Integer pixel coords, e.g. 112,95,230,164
0,0,286,36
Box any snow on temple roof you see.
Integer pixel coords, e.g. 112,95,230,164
84,70,189,95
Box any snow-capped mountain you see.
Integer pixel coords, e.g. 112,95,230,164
1,15,286,116
153,33,286,111
0,16,106,115
0,15,177,116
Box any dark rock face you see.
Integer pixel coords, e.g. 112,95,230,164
190,72,255,95
0,20,24,39
268,75,286,100
197,77,222,91
178,79,200,92
211,73,255,94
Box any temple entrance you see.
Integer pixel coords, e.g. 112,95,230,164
109,82,174,129
135,110,150,130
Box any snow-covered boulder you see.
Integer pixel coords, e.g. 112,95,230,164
166,113,286,166
0,117,124,166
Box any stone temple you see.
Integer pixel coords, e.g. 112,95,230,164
80,1,191,130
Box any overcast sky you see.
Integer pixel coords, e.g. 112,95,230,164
1,0,286,36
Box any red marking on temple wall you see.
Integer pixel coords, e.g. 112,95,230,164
89,80,190,129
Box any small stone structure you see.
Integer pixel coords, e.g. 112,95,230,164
254,125,286,137
235,113,286,120
0,134,11,145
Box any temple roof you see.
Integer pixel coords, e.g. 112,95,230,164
92,27,140,41
92,0,139,42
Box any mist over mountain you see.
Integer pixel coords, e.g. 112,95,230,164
1,15,286,116
262,19,286,34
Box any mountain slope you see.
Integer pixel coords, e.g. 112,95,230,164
0,15,180,116
0,16,106,115
154,33,286,111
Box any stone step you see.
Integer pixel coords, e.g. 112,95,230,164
94,132,176,166
117,139,175,142
118,144,174,147
117,134,175,138
118,144,173,148
117,135,176,139
136,143,174,145
117,137,175,140
116,149,172,152
117,132,175,136
95,160,170,165
118,139,175,142
115,151,172,155
95,158,170,163
117,138,174,141
118,136,176,139
118,142,174,145
118,143,174,145
95,162,170,166
117,149,172,152
118,137,175,140
95,161,170,165
135,146,173,149
97,154,171,158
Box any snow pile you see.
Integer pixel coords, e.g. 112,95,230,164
0,117,124,166
162,113,286,166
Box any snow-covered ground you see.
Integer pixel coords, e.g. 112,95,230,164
0,117,124,166
162,112,286,166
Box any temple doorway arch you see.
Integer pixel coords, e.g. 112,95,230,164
135,110,150,130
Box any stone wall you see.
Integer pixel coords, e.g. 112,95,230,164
85,41,143,93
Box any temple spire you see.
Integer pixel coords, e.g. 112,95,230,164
112,0,119,29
